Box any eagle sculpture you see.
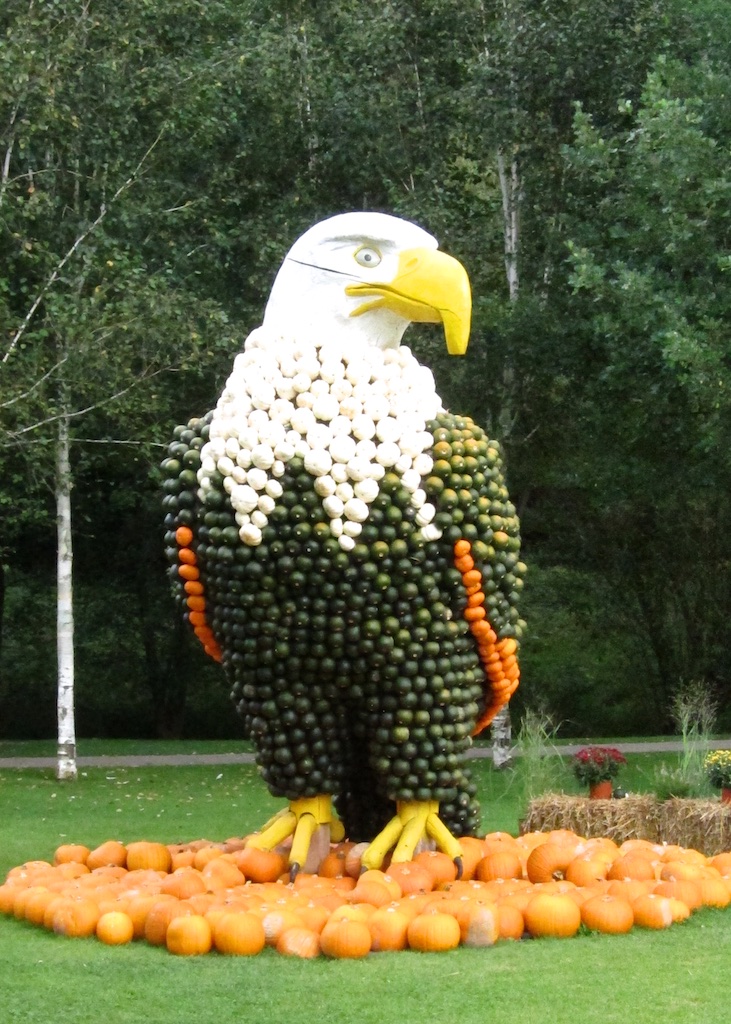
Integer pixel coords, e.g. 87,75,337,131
161,212,524,877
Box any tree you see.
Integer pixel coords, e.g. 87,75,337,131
0,1,239,773
554,55,731,719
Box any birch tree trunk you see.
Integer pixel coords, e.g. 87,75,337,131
56,411,77,781
491,145,523,769
497,146,521,304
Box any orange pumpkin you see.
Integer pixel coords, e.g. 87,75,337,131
461,903,500,947
523,893,581,939
213,911,266,956
261,908,305,946
606,878,655,903
296,902,330,935
413,850,458,888
96,911,135,945
357,869,402,900
367,906,410,952
619,839,661,859
52,897,101,938
653,879,702,911
407,911,461,952
565,857,610,888
607,854,656,882
526,843,575,884
631,893,675,929
166,913,212,955
320,918,372,958
393,893,435,921
0,884,23,917
42,895,69,930
496,902,525,940
144,899,194,946
328,903,374,924
276,926,321,959
24,889,62,927
456,837,488,880
86,841,127,872
318,843,354,878
170,849,197,871
347,879,394,908
160,868,207,901
201,857,246,891
234,846,288,883
6,860,53,883
580,894,634,935
384,861,434,895
659,860,703,882
698,877,731,908
55,861,90,880
125,842,172,874
13,885,48,921
53,844,91,866
126,893,163,939
709,852,731,876
344,842,370,878
476,850,524,883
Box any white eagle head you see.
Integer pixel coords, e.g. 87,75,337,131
262,211,471,355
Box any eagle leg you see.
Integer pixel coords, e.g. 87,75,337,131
360,800,463,878
245,795,345,881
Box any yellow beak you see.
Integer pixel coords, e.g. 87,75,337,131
345,247,472,355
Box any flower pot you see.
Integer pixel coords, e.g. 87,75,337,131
721,788,731,805
589,780,613,800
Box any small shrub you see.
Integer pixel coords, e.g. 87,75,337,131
668,681,718,796
515,706,568,802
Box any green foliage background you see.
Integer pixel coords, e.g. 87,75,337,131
1,0,730,739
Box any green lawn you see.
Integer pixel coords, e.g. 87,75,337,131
1,755,730,1024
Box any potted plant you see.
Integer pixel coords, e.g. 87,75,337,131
704,750,731,803
571,746,626,798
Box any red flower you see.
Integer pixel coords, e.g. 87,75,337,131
572,746,626,785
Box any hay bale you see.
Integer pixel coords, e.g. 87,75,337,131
654,799,731,856
519,794,731,855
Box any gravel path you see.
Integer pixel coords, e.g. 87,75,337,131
2,738,730,770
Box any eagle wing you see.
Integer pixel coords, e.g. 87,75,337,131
423,412,524,736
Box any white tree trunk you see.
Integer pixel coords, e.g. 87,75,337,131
56,413,77,781
496,146,521,303
491,147,522,767
491,706,514,769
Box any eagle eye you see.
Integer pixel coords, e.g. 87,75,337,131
354,246,382,269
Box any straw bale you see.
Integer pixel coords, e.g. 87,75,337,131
519,794,731,855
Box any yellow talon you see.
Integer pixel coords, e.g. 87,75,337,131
362,799,463,874
329,818,346,843
391,802,432,863
360,815,404,872
290,813,318,868
425,811,463,862
245,794,340,875
246,811,297,851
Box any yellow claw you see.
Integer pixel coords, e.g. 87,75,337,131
362,800,463,875
290,812,318,869
391,802,432,863
425,812,464,862
246,810,297,851
245,795,340,877
329,818,346,843
360,814,405,872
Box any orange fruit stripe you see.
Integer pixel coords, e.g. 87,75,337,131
452,539,520,736
175,530,222,663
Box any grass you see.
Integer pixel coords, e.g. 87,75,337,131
2,755,731,1024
